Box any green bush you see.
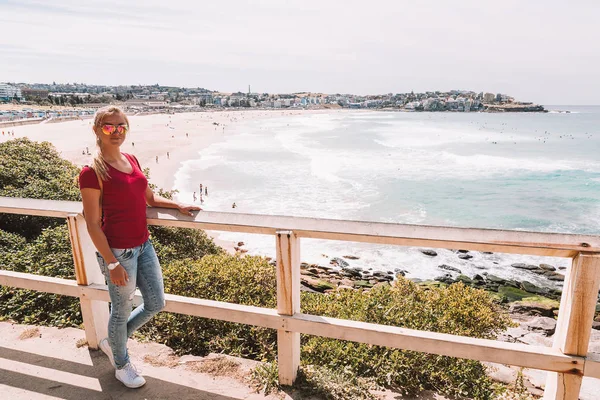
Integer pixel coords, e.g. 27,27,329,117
0,225,82,327
149,226,224,265
300,280,511,399
139,254,511,399
139,254,278,359
0,138,81,239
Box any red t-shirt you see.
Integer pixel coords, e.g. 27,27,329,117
79,153,150,249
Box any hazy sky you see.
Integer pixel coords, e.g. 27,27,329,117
1,0,599,104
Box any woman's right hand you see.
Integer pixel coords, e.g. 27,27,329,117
109,265,129,286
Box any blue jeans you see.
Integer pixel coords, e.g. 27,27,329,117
96,239,165,368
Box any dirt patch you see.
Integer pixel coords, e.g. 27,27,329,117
143,354,179,368
186,356,244,379
75,338,88,348
18,327,40,340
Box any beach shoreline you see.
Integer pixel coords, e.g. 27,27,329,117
0,108,337,253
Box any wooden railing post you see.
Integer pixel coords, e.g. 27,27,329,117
276,230,300,386
67,214,109,349
543,253,600,399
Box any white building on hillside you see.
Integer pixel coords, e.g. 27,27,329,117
0,83,22,102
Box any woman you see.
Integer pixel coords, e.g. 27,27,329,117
79,106,200,388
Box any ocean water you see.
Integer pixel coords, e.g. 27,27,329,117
173,106,600,286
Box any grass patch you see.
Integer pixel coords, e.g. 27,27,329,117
498,286,559,307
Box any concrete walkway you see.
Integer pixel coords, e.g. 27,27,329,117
0,321,286,400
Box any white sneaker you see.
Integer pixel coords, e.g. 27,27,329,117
98,338,115,368
115,363,146,388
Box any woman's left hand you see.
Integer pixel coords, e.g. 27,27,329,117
177,204,201,216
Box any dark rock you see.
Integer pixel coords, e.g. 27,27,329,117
300,262,309,269
485,274,506,284
473,274,485,281
481,251,493,254
372,270,388,278
434,273,454,284
419,249,438,257
548,288,562,298
520,281,547,295
475,265,488,269
487,284,500,292
237,241,245,247
341,267,362,278
316,265,334,272
301,276,335,293
343,255,360,260
539,263,556,272
456,275,474,285
558,266,567,270
509,301,556,317
438,264,462,273
377,275,393,282
593,321,600,331
531,269,546,275
511,263,540,270
545,272,565,281
504,280,520,288
396,272,406,278
526,317,557,336
458,254,473,260
308,267,320,275
330,257,350,268
457,249,470,253
387,271,394,275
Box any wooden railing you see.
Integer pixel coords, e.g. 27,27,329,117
1,196,599,399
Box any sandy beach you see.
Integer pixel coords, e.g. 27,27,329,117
1,109,314,191
0,108,323,251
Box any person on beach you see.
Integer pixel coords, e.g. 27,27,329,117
167,151,170,159
193,191,197,202
155,155,158,163
79,106,200,389
205,187,208,196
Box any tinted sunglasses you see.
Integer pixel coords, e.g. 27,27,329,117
101,124,129,135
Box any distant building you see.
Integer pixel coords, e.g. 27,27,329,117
21,88,49,100
0,83,22,102
483,92,495,103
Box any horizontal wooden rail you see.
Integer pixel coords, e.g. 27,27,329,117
1,196,599,257
0,269,592,377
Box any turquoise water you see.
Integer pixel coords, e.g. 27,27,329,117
174,106,600,283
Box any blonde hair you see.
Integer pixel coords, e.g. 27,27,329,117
91,106,130,181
